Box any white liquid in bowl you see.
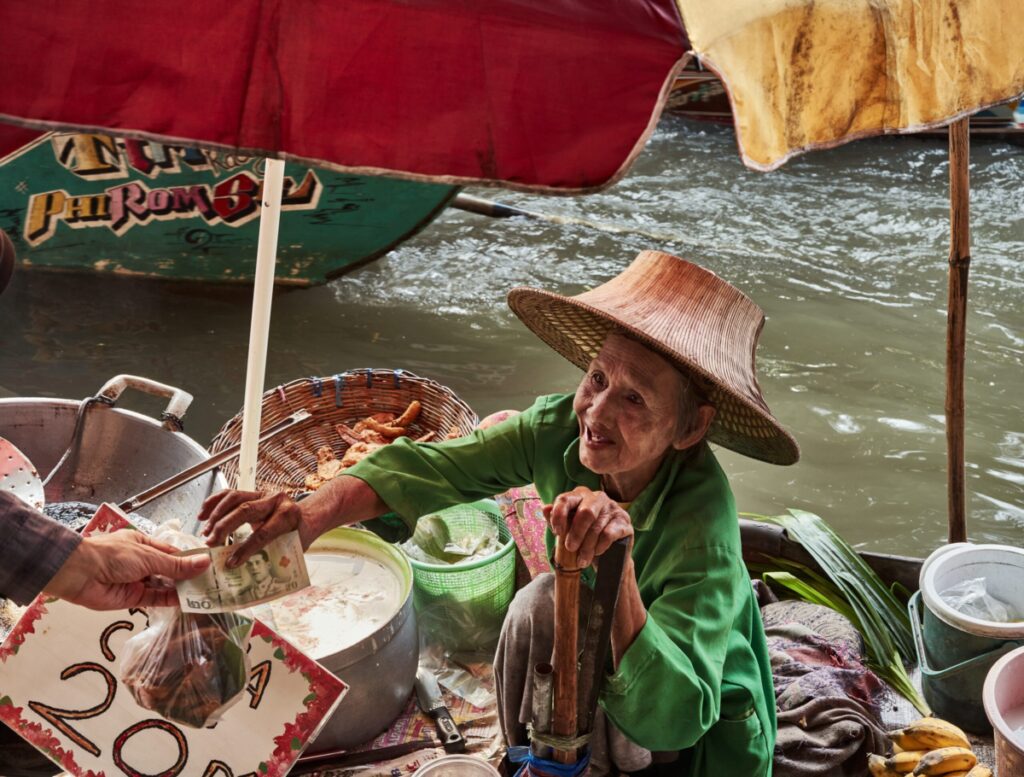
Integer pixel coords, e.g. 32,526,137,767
266,551,404,657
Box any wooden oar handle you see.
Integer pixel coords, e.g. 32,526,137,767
552,537,581,764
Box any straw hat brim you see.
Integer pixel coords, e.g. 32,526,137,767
507,287,800,465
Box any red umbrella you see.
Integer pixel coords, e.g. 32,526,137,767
3,0,1022,536
0,0,687,193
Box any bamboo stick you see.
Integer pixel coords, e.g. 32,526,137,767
946,119,970,544
552,537,580,764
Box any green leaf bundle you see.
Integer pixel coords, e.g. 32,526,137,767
745,508,930,715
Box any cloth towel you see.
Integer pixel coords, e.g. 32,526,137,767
762,601,891,777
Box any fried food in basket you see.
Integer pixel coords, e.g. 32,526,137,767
303,400,463,491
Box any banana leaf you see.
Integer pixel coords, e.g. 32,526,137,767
744,509,930,714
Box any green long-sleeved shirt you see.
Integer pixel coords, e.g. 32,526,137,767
347,393,775,776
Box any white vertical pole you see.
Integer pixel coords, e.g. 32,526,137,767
237,158,286,492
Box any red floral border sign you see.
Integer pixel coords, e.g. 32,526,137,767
0,505,347,777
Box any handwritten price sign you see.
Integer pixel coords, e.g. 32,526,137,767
0,505,347,777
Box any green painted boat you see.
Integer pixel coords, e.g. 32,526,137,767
0,131,458,286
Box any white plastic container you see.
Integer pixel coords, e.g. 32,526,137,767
920,543,1024,639
412,755,502,776
984,645,1024,776
913,542,1024,731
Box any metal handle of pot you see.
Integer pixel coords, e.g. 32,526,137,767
96,374,193,432
118,410,313,514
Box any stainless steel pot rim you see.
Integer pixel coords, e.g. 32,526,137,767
0,397,211,460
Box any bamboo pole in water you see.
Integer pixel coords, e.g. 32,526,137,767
946,119,970,544
552,538,580,764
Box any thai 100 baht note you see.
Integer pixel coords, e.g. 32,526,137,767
175,530,310,613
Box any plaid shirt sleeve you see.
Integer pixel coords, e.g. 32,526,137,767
0,491,82,605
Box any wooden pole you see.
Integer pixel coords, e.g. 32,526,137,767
552,537,580,764
946,118,970,544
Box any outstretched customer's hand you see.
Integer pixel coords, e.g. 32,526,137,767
44,531,211,610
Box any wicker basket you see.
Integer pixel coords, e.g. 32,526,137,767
209,369,479,494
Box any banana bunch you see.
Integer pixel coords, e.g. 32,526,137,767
866,717,993,777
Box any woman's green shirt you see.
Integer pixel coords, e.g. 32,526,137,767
348,393,775,776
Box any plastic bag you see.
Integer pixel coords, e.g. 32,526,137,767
939,576,1019,622
400,511,502,565
120,609,253,728
418,639,495,709
118,520,253,728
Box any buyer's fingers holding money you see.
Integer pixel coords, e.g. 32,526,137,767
177,531,309,613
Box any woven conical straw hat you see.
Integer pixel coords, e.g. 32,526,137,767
507,250,799,465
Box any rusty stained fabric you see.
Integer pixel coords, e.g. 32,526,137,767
677,0,1024,170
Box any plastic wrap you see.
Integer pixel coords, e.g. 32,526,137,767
940,576,1020,623
401,512,502,565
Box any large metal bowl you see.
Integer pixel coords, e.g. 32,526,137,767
0,375,225,526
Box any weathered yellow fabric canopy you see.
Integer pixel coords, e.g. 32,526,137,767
677,0,1024,170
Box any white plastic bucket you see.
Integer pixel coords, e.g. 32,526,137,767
920,543,1024,639
983,645,1024,777
913,543,1024,731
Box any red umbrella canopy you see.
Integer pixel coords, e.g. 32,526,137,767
0,0,688,193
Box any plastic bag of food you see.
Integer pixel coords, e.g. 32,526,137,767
401,511,501,565
120,608,253,728
940,576,1018,622
118,520,253,728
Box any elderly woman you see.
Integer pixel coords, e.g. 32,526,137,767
200,250,798,777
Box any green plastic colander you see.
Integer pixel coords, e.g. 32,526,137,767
402,499,515,652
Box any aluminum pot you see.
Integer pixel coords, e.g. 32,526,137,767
0,374,224,525
300,528,418,751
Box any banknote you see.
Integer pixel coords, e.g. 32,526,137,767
175,531,310,613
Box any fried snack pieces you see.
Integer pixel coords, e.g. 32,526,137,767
304,400,463,491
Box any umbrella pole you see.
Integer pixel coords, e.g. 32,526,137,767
237,158,286,492
552,537,580,764
946,119,970,544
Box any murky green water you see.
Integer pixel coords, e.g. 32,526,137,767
1,115,1022,554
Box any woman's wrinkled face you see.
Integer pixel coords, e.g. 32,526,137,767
573,334,691,495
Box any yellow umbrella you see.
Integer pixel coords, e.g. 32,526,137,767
677,0,1024,542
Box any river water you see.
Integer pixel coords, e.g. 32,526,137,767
1,115,1021,555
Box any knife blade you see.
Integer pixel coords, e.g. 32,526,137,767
414,667,466,753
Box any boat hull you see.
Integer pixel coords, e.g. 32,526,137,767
0,131,458,286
